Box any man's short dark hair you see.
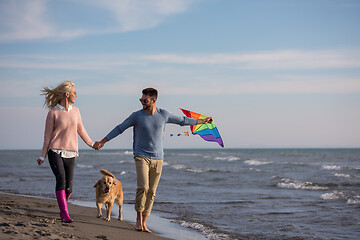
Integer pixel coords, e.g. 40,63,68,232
142,88,158,100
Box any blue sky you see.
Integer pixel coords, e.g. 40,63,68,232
0,0,359,149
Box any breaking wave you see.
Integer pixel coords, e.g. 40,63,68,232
321,165,341,170
244,160,273,166
214,156,241,162
172,220,231,240
321,190,360,205
276,178,328,190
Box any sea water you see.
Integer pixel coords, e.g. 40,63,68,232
0,149,359,240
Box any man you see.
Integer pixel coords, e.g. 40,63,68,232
95,88,212,232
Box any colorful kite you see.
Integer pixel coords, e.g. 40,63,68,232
180,108,224,147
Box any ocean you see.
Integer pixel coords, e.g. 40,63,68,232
0,148,359,240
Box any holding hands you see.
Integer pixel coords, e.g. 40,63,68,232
93,141,103,150
92,138,108,151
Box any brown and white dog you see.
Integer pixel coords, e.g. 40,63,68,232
94,169,123,221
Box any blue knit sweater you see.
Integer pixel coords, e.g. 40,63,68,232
105,108,198,159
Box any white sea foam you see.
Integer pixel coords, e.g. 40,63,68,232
173,220,231,240
228,156,241,161
171,164,187,170
76,164,94,168
277,178,328,190
120,171,126,175
244,160,272,166
321,191,344,200
124,151,133,155
186,168,205,173
321,165,341,170
347,197,360,205
321,191,360,205
214,156,241,162
334,173,351,178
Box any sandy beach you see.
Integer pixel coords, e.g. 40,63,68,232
0,193,172,240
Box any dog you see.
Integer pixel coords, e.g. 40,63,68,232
94,169,123,221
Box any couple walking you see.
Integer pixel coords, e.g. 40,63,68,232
37,81,212,232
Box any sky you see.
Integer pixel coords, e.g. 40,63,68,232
0,0,359,150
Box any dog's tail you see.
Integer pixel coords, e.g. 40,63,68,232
100,169,115,179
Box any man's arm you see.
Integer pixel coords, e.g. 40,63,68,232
93,112,136,150
164,109,213,126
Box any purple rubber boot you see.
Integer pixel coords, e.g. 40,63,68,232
56,190,73,223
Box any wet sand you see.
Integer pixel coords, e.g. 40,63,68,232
0,193,172,240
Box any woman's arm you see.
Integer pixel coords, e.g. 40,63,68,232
77,109,94,148
38,110,55,165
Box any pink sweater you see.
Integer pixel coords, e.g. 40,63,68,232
41,106,93,158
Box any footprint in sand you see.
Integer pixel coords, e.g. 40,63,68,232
96,235,108,240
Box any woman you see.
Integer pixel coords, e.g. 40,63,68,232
37,81,95,223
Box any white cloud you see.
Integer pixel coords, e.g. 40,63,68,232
1,50,359,96
1,49,359,70
0,54,140,70
77,76,360,96
0,0,198,41
139,49,360,69
88,0,197,32
0,0,50,41
228,78,360,94
0,0,87,41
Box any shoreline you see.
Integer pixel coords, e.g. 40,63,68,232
0,193,175,240
70,199,206,240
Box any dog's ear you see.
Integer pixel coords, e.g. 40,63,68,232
94,179,101,188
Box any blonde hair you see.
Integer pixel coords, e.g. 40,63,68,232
41,81,75,109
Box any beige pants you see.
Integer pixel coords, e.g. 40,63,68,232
134,156,163,216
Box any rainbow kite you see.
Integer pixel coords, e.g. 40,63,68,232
180,109,224,147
